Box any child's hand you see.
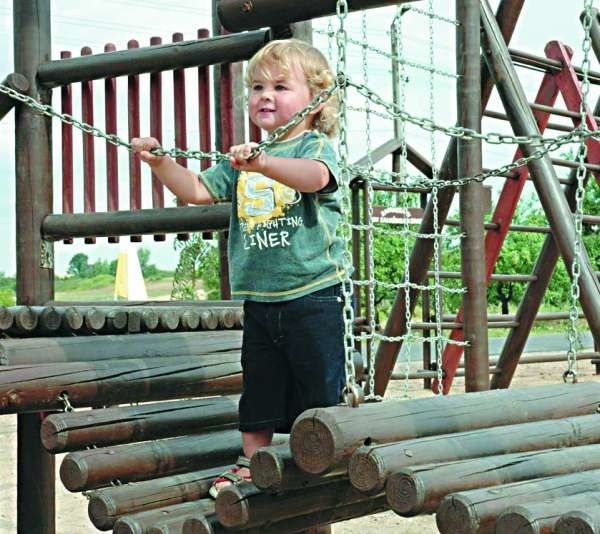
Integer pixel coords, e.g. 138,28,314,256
229,142,266,172
131,137,166,168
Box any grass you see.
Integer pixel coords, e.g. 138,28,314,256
54,274,175,301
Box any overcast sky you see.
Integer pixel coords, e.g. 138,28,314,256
0,1,597,275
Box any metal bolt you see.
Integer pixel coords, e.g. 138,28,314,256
242,1,253,13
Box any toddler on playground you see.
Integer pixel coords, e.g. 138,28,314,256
131,38,348,497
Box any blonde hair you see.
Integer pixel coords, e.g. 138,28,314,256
245,39,339,138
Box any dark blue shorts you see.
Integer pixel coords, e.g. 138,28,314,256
239,283,346,433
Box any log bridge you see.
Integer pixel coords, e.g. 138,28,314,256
6,0,600,533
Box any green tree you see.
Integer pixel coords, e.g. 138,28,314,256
171,234,220,300
67,253,91,277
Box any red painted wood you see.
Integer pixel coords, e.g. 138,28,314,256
104,43,119,243
81,46,96,244
60,50,74,245
127,39,142,242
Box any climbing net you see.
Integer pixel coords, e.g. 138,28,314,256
0,1,596,401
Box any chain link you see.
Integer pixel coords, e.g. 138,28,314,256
57,392,74,412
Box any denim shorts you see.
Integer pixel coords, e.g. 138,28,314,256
239,283,346,433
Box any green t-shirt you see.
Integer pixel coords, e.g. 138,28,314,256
199,130,347,302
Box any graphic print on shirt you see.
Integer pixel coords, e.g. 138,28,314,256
237,171,303,251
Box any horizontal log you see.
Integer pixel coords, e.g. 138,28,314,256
47,300,242,308
290,382,600,474
60,429,253,491
42,204,231,241
41,395,240,452
0,330,242,366
555,508,600,534
435,469,600,534
184,497,387,533
0,72,29,120
215,479,384,529
89,472,223,530
349,413,600,493
37,31,270,87
496,492,600,534
0,353,242,413
217,0,418,32
386,443,600,516
113,499,215,534
250,443,345,493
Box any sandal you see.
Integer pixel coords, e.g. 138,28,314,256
209,455,252,499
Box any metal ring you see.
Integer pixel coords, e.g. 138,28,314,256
343,384,364,408
563,369,578,383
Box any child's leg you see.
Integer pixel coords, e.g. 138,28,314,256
242,429,274,458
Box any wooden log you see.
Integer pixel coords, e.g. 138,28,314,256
0,353,242,413
83,307,107,331
290,382,600,474
87,466,226,530
60,429,243,491
0,306,12,329
62,306,84,331
386,444,600,515
349,413,600,493
141,309,160,331
180,309,200,330
0,330,242,365
158,309,181,331
5,305,38,335
47,299,242,308
555,508,600,534
496,492,600,534
435,469,600,534
113,499,215,534
200,310,219,330
41,395,240,452
215,479,383,529
184,496,386,533
0,72,29,121
250,443,345,494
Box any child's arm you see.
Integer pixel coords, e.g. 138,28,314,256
229,142,330,193
131,137,214,204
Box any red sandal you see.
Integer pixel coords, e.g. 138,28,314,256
209,455,252,499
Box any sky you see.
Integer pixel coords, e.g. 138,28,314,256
0,1,597,276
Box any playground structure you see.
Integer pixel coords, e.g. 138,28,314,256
3,0,600,532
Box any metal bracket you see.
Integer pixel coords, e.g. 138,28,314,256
40,240,54,269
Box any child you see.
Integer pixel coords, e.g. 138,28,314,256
131,38,347,496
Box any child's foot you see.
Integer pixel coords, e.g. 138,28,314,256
209,456,252,499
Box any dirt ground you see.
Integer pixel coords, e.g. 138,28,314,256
1,357,598,534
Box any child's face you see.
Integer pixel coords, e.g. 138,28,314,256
248,61,314,139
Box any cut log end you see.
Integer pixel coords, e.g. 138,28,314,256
436,494,480,534
40,415,69,452
215,484,250,528
495,508,541,534
88,494,118,530
112,516,141,534
348,448,386,493
249,448,284,490
59,455,89,492
385,472,424,516
555,512,598,534
289,410,339,475
181,515,215,534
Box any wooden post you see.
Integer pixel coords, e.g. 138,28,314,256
13,1,55,532
290,382,600,474
87,466,226,530
386,444,600,515
457,0,488,393
41,395,239,452
0,73,29,120
496,492,600,534
435,469,600,534
349,413,600,494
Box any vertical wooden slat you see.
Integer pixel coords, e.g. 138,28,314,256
150,35,166,241
127,39,142,242
173,31,190,241
81,46,96,244
104,43,119,243
60,50,74,245
198,28,214,241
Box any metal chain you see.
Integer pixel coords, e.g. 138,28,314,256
336,0,361,407
0,80,336,163
57,392,74,412
361,12,381,402
565,0,594,383
427,0,444,395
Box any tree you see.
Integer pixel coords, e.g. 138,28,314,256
67,253,91,277
171,234,220,300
